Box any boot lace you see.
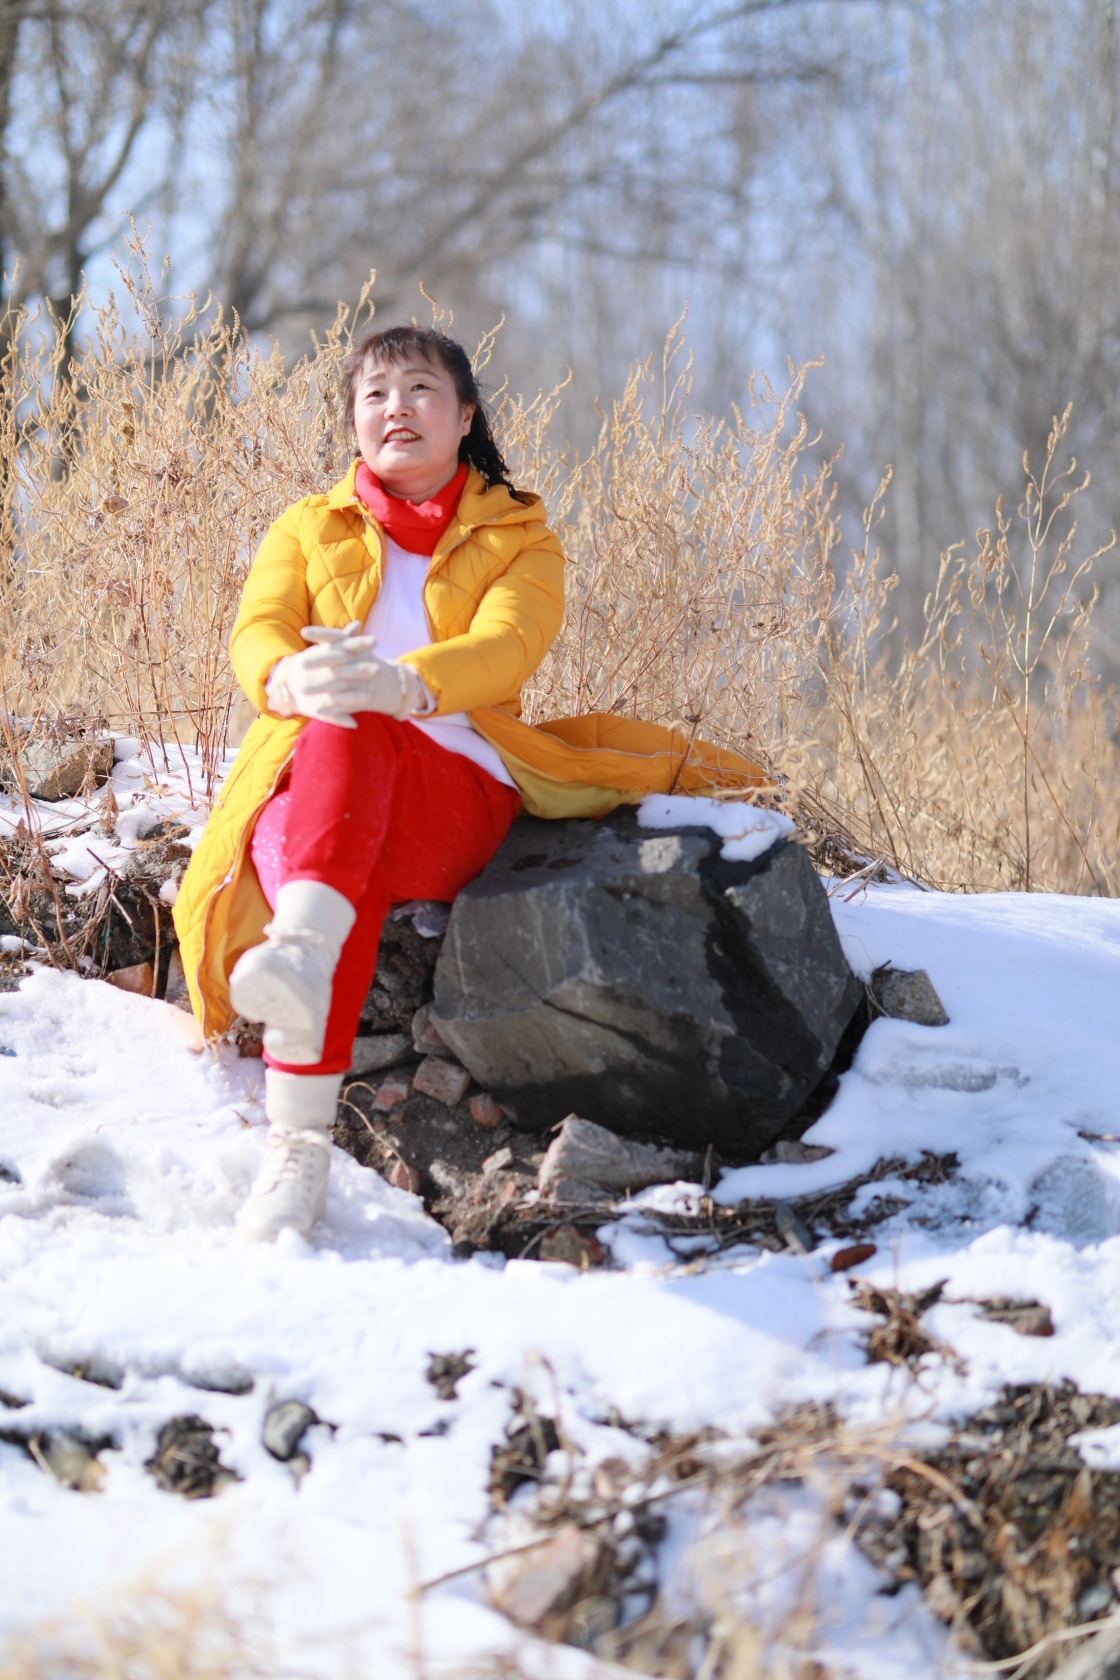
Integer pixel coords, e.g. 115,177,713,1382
261,1127,331,1191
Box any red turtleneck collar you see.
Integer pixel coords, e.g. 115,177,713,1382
354,460,468,557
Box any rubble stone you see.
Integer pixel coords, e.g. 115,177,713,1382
773,1200,814,1252
262,1400,316,1462
539,1225,607,1267
538,1116,701,1204
42,1432,105,1491
431,808,862,1156
487,1524,592,1628
411,1002,453,1057
21,737,113,801
163,947,192,1012
760,1137,835,1164
870,966,949,1027
348,1032,410,1075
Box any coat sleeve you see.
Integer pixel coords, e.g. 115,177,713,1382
402,520,565,713
229,502,313,713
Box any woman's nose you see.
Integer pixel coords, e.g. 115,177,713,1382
384,387,413,417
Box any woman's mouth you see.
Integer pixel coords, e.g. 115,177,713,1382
384,428,421,444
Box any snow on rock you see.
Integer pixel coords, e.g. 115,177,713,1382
637,791,795,861
7,841,1120,1672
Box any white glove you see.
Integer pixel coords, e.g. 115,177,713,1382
266,622,430,729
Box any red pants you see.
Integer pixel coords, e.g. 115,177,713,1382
250,714,521,1075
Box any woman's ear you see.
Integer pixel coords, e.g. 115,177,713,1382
461,403,476,438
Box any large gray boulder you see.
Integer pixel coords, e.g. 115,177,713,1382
431,809,862,1157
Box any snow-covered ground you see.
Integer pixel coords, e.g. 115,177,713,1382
4,760,1120,1676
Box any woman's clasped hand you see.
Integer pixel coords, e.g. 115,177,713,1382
266,620,428,727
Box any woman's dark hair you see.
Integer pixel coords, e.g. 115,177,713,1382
343,324,530,501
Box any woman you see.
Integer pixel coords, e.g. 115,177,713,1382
174,325,763,1242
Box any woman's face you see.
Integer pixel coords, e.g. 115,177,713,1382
353,354,474,501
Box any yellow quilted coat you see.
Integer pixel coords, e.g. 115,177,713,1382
174,462,766,1038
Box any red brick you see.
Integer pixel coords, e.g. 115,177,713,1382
413,1056,470,1106
469,1092,505,1129
374,1073,412,1111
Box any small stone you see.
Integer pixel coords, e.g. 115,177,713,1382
538,1116,701,1203
469,1092,505,1128
482,1146,513,1176
105,961,154,996
870,966,949,1027
164,947,192,1012
538,1224,606,1268
487,1523,591,1627
42,1432,104,1492
374,1073,412,1110
21,737,113,801
390,900,452,939
773,1200,814,1253
413,1056,471,1106
348,1032,410,1075
831,1241,878,1273
761,1138,835,1164
1078,1583,1115,1620
388,1157,421,1194
411,1002,453,1057
262,1399,317,1462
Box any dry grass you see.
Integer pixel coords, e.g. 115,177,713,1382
0,1584,272,1680
3,246,1119,891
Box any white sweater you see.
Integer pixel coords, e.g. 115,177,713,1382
365,535,516,789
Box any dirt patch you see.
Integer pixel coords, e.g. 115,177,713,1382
335,1064,964,1264
333,1077,546,1253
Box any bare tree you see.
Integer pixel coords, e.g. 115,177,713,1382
193,0,845,355
0,0,206,343
789,0,1120,647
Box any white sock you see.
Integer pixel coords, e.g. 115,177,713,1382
271,880,356,952
265,1068,343,1133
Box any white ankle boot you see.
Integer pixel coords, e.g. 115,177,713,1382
229,880,356,1064
235,1070,343,1242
